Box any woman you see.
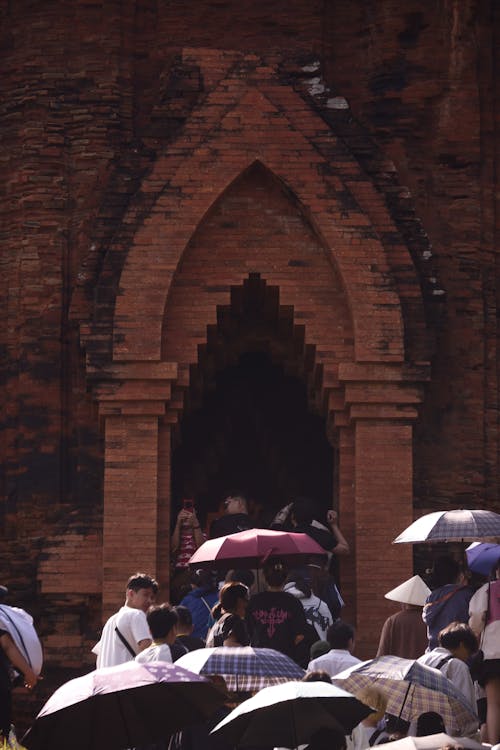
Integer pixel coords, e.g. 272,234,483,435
284,570,333,641
469,556,500,744
206,582,250,647
246,558,307,663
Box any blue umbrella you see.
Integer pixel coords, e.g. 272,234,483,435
466,542,500,576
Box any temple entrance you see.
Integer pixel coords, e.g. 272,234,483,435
171,350,334,531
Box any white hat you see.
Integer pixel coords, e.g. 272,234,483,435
384,575,431,607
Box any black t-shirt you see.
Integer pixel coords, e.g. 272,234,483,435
293,523,338,552
246,591,307,661
170,634,205,661
207,613,250,647
209,513,253,539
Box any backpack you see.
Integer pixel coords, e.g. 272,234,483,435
0,604,43,676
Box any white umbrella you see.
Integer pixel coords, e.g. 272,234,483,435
393,509,500,543
374,733,483,750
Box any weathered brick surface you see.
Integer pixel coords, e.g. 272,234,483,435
0,0,498,728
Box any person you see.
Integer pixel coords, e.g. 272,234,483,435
284,569,333,641
376,575,430,659
417,621,478,735
170,501,205,603
469,555,500,744
179,569,219,640
92,572,158,667
209,493,254,539
135,604,178,664
347,686,387,750
170,606,205,660
0,627,38,741
307,620,361,676
423,556,474,650
415,712,446,736
205,582,250,647
302,669,332,683
309,639,331,662
246,558,307,663
224,569,256,594
288,498,349,619
0,584,43,681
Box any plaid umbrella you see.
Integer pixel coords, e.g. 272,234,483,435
374,734,483,750
210,680,372,746
331,655,478,736
23,661,225,750
466,542,500,576
393,509,500,543
176,646,305,692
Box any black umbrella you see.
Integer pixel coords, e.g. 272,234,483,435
210,680,372,747
23,660,226,750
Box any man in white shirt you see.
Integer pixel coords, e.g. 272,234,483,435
307,620,361,676
417,620,479,737
92,572,158,668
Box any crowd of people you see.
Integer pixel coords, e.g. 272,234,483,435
89,493,500,749
1,492,500,750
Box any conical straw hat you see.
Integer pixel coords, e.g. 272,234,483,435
384,574,431,607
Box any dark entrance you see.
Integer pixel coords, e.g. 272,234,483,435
171,351,333,530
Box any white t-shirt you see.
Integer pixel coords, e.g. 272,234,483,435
308,649,361,676
135,643,172,664
93,606,151,668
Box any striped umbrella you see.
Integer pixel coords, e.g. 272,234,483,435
176,646,305,692
331,655,478,736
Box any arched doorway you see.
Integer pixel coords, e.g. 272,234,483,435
172,350,334,529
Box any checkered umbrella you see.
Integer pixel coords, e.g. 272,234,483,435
331,656,478,736
393,509,500,543
176,646,305,692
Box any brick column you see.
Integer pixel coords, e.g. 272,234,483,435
92,362,177,618
353,418,414,658
337,362,429,658
102,414,160,618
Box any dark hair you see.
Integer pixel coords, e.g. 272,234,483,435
286,570,312,598
416,712,445,736
191,569,218,591
225,569,255,588
302,670,332,684
431,557,460,587
220,582,249,613
384,714,410,735
174,605,193,628
326,620,355,650
263,558,288,587
438,621,478,653
127,572,159,594
146,604,178,638
291,497,314,526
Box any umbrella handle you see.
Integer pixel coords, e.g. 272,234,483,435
398,682,412,723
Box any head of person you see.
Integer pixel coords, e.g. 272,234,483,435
263,558,288,589
310,640,331,661
125,572,158,612
302,670,332,684
291,497,314,527
438,621,479,660
223,493,248,516
384,714,410,740
416,712,446,736
326,620,355,652
173,605,194,636
219,581,249,618
286,569,312,598
191,568,218,592
431,556,461,587
225,568,256,592
146,603,178,644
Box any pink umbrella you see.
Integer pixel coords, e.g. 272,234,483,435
189,528,326,570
